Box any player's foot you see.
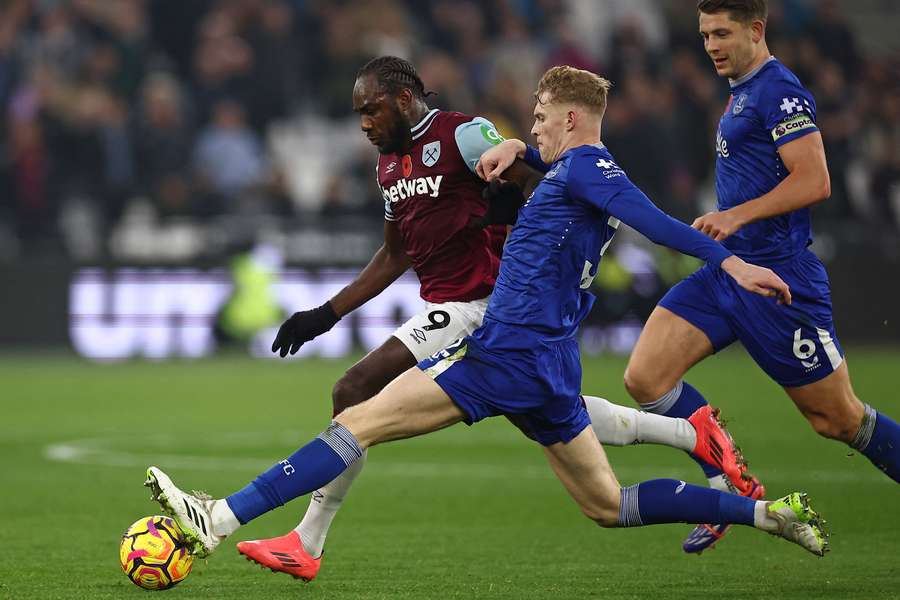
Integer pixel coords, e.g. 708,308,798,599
766,492,829,557
144,466,223,558
687,405,760,495
682,477,765,554
237,530,322,581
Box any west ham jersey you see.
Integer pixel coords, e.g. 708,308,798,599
715,58,819,263
376,110,506,303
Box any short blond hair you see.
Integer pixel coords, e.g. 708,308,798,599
535,66,612,115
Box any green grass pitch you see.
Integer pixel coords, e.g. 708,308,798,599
1,349,898,599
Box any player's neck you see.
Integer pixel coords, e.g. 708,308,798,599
733,45,772,82
407,104,430,130
397,103,431,153
558,128,602,159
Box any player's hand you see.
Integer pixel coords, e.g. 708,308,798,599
721,256,792,305
476,139,526,181
469,180,526,227
271,302,341,357
692,209,745,241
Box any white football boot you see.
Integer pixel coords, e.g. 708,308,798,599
145,466,223,557
766,492,829,557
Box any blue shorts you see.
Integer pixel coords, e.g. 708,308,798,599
659,249,844,387
417,319,591,446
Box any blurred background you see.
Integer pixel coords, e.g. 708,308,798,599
0,0,898,360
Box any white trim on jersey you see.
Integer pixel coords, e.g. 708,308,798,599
412,109,440,141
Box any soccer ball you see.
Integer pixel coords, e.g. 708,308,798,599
120,516,193,590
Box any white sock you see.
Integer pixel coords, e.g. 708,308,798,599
210,499,241,538
295,450,368,558
583,395,697,451
753,500,778,531
707,474,731,492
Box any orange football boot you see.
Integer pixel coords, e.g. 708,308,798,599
687,405,764,496
237,531,321,581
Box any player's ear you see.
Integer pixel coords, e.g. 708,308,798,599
566,109,577,132
395,88,413,112
750,19,765,43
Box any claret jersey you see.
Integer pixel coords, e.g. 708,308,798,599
715,57,819,263
376,110,506,303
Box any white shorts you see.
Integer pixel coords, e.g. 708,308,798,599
393,296,490,362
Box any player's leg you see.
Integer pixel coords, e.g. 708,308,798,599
283,298,488,572
292,337,414,565
582,395,695,450
730,250,900,484
624,270,764,553
542,426,827,556
146,366,465,557
624,305,754,489
786,361,900,483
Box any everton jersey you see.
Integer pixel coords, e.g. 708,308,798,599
376,110,506,303
715,57,819,263
485,145,622,340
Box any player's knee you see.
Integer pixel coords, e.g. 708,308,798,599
623,366,665,405
332,373,372,416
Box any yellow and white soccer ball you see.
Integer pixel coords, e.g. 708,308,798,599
120,515,193,590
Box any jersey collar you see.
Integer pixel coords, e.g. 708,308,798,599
411,109,439,141
729,56,776,88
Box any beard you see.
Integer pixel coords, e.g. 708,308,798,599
378,108,413,155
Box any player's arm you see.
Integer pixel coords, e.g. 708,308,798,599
330,220,409,316
697,133,830,242
477,139,549,182
569,155,791,303
456,121,541,225
271,221,409,357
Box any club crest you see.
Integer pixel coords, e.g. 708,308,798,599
733,93,748,115
422,141,441,167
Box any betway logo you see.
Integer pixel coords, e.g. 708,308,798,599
382,175,443,203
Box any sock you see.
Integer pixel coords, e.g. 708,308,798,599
295,450,368,557
851,404,900,483
617,479,755,527
642,381,722,478
210,499,241,537
753,500,780,532
225,422,364,524
583,395,696,451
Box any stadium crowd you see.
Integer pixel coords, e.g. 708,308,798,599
0,0,897,260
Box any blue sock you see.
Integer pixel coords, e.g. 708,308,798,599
852,404,900,484
226,422,364,524
643,381,722,478
618,479,756,527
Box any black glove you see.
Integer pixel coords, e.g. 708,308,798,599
471,180,526,227
271,302,340,357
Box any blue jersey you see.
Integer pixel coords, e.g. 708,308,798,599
485,144,731,340
715,58,819,263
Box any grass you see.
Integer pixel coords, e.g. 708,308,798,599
0,349,898,599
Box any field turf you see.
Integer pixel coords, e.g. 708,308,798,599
1,349,898,599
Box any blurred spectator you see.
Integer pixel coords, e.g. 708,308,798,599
0,0,894,260
134,72,193,216
193,98,266,203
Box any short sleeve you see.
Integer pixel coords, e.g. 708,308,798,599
760,80,819,148
566,151,637,212
454,117,505,173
